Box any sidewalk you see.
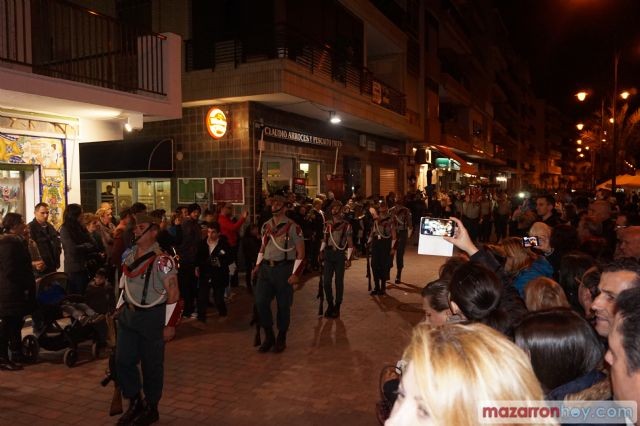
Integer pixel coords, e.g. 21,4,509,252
0,248,447,425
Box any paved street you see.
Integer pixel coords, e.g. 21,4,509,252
0,247,447,426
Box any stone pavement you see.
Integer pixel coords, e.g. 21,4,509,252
0,247,448,426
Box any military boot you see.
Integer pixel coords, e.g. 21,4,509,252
324,301,335,318
132,402,159,425
330,303,341,318
258,327,275,353
395,268,402,284
117,395,145,425
370,279,380,296
274,331,287,353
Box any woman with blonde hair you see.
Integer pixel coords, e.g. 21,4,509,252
524,277,570,311
386,323,555,426
502,236,553,297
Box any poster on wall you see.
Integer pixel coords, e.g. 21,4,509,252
212,177,244,205
293,177,306,197
177,178,207,204
0,133,66,228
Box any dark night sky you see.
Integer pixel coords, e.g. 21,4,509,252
495,0,640,117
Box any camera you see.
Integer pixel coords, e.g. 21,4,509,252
420,217,456,237
522,236,539,248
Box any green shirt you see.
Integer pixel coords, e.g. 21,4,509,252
261,216,303,261
122,242,177,305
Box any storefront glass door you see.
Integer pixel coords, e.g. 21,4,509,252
0,169,25,218
299,160,320,198
263,157,292,195
98,179,171,216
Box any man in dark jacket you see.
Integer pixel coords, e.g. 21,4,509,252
0,220,36,370
177,203,202,317
28,202,61,276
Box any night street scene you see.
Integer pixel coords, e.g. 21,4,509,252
2,0,640,425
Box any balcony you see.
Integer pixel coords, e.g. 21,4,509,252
1,0,166,96
184,24,406,117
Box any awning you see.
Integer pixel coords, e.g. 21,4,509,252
80,138,174,179
458,151,508,167
433,145,476,174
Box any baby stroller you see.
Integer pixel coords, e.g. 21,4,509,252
375,363,403,424
22,272,102,367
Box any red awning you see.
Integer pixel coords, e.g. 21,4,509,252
434,145,476,174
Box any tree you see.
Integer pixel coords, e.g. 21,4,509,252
580,103,640,180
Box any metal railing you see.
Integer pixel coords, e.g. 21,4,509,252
0,0,166,95
184,25,406,116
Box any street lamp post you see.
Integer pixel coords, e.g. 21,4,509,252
611,52,619,194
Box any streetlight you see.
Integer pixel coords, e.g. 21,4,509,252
576,123,584,130
574,51,627,193
576,91,588,102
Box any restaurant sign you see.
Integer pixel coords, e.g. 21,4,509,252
263,125,342,148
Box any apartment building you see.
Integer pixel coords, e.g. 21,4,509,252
0,0,181,225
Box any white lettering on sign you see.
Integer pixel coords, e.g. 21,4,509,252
263,126,342,148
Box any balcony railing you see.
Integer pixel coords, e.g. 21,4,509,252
184,25,406,116
0,0,166,95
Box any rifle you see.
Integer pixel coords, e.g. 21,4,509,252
317,260,324,316
250,304,261,347
366,245,372,292
101,350,123,416
101,313,122,416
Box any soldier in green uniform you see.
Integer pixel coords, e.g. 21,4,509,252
368,201,397,296
319,200,354,318
115,214,181,426
252,193,305,353
390,199,413,284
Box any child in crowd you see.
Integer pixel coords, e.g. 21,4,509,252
84,268,115,315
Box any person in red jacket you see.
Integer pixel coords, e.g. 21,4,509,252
218,203,248,289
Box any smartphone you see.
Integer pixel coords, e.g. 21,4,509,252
523,236,539,248
420,217,456,237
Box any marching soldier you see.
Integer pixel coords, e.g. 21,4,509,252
116,214,182,426
368,201,397,296
252,193,305,353
390,199,413,284
319,200,354,318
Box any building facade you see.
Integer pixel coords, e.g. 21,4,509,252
1,0,181,226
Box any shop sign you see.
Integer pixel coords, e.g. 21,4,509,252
212,177,244,205
206,108,227,139
293,177,306,196
435,157,461,171
263,125,342,148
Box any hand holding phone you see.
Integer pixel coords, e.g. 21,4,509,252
523,236,539,248
420,217,456,237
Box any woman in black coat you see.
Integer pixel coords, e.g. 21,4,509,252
60,204,97,295
195,221,232,325
0,213,36,370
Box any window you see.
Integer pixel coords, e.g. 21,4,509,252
98,179,171,216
